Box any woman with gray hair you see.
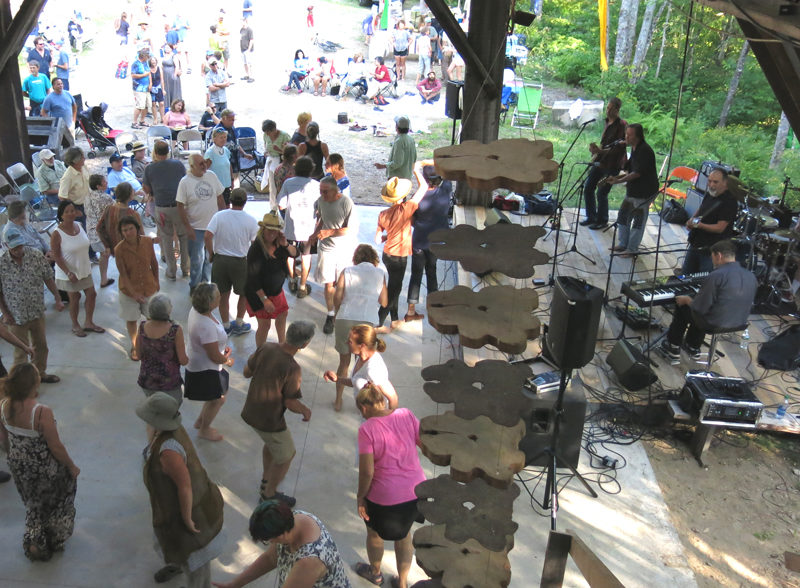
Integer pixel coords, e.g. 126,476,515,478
57,147,90,227
184,283,233,442
135,293,189,414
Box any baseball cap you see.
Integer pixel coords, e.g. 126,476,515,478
109,153,123,163
39,148,55,161
4,226,25,249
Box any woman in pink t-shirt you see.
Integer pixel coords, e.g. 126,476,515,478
354,384,425,588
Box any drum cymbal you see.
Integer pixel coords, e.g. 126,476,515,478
750,208,779,229
726,175,748,202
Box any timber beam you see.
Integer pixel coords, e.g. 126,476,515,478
0,0,47,73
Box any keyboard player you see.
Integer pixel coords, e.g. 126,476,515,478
661,239,757,361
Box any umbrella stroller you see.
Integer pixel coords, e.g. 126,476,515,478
77,103,125,158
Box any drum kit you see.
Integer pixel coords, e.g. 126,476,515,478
731,176,800,307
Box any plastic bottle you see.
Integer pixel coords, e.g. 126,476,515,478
777,395,789,418
740,328,750,349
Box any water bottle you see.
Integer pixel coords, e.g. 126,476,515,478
739,328,750,349
777,395,789,418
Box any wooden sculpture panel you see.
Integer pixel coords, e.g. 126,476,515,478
416,474,519,552
426,286,540,354
433,138,558,194
421,359,533,427
414,524,512,588
428,224,550,279
419,412,526,488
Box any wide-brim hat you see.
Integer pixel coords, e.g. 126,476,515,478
258,210,284,230
135,392,181,431
131,141,147,152
381,177,412,204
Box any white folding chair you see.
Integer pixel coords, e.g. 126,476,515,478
20,184,57,233
174,129,204,159
146,125,172,154
6,162,35,192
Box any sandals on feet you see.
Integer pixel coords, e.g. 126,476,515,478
354,562,384,586
72,327,87,338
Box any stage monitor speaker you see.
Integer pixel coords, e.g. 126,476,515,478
545,277,603,370
519,375,587,468
684,187,704,217
445,80,463,120
606,340,657,391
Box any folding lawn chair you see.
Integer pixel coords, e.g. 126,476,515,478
235,127,264,189
20,184,57,234
661,166,699,200
511,81,544,129
146,125,172,154
174,129,204,159
6,162,35,192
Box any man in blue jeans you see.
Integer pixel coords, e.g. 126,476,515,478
176,155,226,294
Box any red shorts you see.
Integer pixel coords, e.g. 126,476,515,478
246,291,289,319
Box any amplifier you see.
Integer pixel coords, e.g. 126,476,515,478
678,371,762,428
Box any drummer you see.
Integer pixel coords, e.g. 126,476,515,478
681,168,738,274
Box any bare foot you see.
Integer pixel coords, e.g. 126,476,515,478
375,325,393,335
198,428,223,441
334,398,342,412
390,319,404,330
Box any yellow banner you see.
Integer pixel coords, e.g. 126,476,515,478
599,0,608,71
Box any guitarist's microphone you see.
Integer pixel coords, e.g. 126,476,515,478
580,118,596,126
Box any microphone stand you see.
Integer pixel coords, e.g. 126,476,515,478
544,119,596,285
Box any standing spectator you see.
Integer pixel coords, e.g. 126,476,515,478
243,0,253,20
130,142,151,183
205,59,230,112
57,147,90,226
131,50,152,129
354,384,425,588
205,188,258,336
41,78,76,134
211,500,350,588
136,294,189,407
447,52,465,81
184,283,234,442
376,173,427,331
325,153,351,198
417,71,442,104
290,111,312,145
215,12,232,73
415,26,432,85
135,21,154,54
172,13,192,72
84,174,115,289
240,17,254,82
115,216,160,360
312,177,357,334
149,56,165,125
142,140,189,280
297,121,329,181
136,392,224,585
241,320,315,505
27,37,52,76
244,211,297,346
204,128,233,204
177,155,226,294
52,39,70,91
214,109,253,188
97,183,144,256
115,12,130,46
160,44,183,107
406,164,452,321
51,200,104,337
374,116,417,180
277,157,318,298
0,364,79,561
273,144,297,196
34,149,65,203
392,20,410,80
326,245,388,411
0,228,63,382
21,61,50,117
262,119,290,205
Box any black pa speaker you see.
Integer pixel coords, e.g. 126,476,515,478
606,340,657,391
445,80,463,120
519,375,587,468
545,277,603,370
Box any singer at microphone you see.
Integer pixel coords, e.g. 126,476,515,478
579,97,627,231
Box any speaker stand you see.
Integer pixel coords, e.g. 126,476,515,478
521,370,598,531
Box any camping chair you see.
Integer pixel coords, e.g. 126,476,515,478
511,81,544,129
6,162,35,192
661,166,699,200
376,62,399,100
146,125,172,154
174,129,204,159
20,184,57,234
235,127,264,189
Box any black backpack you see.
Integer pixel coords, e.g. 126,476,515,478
757,324,800,371
660,198,689,225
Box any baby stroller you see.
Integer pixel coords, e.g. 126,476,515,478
77,102,125,158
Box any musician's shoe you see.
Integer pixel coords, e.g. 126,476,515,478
579,219,595,226
659,340,680,362
683,344,703,361
589,222,608,230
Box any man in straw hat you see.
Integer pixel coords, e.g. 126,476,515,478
241,320,315,507
311,176,357,335
376,165,428,331
136,392,224,585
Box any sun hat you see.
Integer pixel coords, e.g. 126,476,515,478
258,210,284,230
131,141,147,152
38,148,55,161
135,392,182,431
3,226,25,249
381,177,412,204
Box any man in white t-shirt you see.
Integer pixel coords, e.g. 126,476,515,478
205,187,259,336
277,156,319,299
176,154,226,293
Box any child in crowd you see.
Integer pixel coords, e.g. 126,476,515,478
325,153,351,198
84,174,115,288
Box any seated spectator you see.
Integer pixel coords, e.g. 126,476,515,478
130,141,151,183
366,56,391,107
417,71,442,104
284,49,310,93
198,104,220,133
2,200,51,256
164,98,192,129
311,56,332,96
108,153,145,197
338,52,367,100
34,148,66,203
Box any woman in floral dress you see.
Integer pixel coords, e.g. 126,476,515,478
0,363,79,561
